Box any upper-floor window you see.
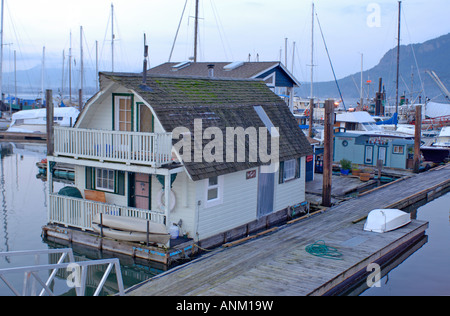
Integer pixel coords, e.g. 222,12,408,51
114,94,133,132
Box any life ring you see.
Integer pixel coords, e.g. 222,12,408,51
157,189,176,212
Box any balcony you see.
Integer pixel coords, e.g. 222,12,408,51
53,127,173,167
48,193,166,231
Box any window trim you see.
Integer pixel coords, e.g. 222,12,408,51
393,145,405,155
85,167,125,196
283,159,297,181
112,93,134,131
279,158,301,184
204,175,224,208
95,168,116,193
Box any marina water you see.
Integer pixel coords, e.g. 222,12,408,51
0,142,449,296
0,142,165,296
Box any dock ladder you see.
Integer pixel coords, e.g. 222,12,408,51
0,248,124,296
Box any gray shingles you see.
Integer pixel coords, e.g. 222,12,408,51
98,72,313,180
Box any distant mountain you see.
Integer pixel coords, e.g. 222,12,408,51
299,33,450,105
1,65,99,98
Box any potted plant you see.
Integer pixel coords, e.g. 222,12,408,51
340,159,352,175
360,168,372,182
352,164,361,176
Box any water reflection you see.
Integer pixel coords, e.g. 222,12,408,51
359,191,450,296
0,142,165,296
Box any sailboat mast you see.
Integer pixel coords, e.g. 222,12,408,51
361,53,364,110
310,1,314,100
308,1,315,138
111,3,115,72
69,31,72,104
41,46,45,105
193,0,199,62
0,0,4,105
80,26,83,106
395,0,402,126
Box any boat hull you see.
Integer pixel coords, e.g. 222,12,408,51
363,209,411,233
421,146,450,163
92,214,170,244
92,224,170,244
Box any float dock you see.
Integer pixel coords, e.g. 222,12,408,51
125,163,450,296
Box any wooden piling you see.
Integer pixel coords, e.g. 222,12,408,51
46,89,54,156
322,99,334,207
414,105,422,173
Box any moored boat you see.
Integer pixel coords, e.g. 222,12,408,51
363,209,411,233
92,213,170,244
420,126,450,163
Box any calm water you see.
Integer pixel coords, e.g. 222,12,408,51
361,191,450,296
0,142,449,296
0,142,165,296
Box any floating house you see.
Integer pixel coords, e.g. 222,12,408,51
44,72,313,258
334,132,415,169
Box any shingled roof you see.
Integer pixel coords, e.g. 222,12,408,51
98,72,313,180
146,61,301,87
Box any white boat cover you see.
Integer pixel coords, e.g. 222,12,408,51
11,107,80,121
425,102,450,119
363,209,411,233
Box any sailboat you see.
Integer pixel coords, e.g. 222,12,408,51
0,0,11,130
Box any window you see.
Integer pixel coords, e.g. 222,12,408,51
114,95,133,131
205,176,223,208
283,159,296,181
85,167,125,195
393,145,404,154
96,168,115,192
279,158,301,184
378,146,387,165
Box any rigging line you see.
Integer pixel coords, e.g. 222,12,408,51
315,11,346,110
401,8,425,100
169,0,188,62
210,0,233,61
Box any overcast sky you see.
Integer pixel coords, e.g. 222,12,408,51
2,0,450,87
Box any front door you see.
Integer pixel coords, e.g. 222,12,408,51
134,173,151,210
257,168,275,217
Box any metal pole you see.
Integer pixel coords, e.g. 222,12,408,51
395,1,402,128
193,0,199,62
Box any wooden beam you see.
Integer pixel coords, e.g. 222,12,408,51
322,99,334,207
46,89,54,156
414,105,422,173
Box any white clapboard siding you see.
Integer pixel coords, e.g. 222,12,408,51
196,169,258,240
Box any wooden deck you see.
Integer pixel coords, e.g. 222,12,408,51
0,131,46,142
125,164,450,296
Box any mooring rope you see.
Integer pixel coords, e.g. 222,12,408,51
305,240,343,260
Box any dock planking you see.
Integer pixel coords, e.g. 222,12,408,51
126,164,450,296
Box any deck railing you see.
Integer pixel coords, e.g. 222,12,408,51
48,194,166,231
54,127,173,167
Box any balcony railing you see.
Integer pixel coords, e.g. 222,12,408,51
48,194,166,232
54,127,173,167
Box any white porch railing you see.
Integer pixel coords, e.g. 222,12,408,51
54,127,173,167
48,194,166,231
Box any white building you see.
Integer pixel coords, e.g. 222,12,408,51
45,72,313,252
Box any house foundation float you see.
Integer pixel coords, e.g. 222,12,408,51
42,72,313,265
